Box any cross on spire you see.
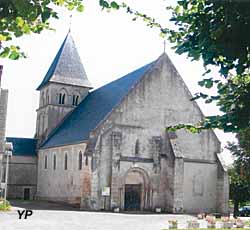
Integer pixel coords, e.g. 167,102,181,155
163,40,166,53
69,14,72,32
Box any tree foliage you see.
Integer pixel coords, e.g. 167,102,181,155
0,0,126,59
227,128,250,216
164,0,250,133
168,73,250,133
168,0,250,77
0,0,85,59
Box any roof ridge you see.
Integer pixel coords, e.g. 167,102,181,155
91,61,155,93
6,137,37,140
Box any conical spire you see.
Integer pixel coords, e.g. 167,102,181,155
37,32,92,90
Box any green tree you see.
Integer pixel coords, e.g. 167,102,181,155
228,166,250,217
164,0,250,133
0,0,85,59
167,0,250,77
227,128,250,216
0,0,124,59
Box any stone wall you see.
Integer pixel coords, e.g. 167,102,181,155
0,66,8,193
4,156,37,199
0,89,8,155
89,123,174,211
37,143,88,205
89,54,227,213
216,161,229,214
36,82,89,142
183,161,217,213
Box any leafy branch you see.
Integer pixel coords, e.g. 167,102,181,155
0,0,84,59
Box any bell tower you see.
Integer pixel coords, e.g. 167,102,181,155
35,32,92,144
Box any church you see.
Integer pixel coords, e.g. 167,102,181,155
4,32,229,213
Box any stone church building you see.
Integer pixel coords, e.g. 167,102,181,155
4,32,229,213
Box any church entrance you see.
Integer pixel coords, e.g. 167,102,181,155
122,167,151,211
124,184,141,211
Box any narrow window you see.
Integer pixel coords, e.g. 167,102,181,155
64,153,68,170
135,139,140,155
72,95,79,106
62,94,65,104
41,92,45,106
79,151,82,170
75,96,79,106
42,97,45,107
53,155,56,170
59,93,62,104
44,155,48,169
59,93,66,104
85,155,88,166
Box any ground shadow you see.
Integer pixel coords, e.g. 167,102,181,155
9,199,80,212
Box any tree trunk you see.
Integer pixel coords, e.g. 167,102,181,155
233,200,239,217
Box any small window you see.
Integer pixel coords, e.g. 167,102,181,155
85,155,88,166
41,92,45,106
72,95,80,106
59,93,66,105
135,139,140,155
44,155,48,169
59,94,62,104
79,151,82,170
75,96,79,105
62,94,65,104
53,155,56,170
64,153,68,170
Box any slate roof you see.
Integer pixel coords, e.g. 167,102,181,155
36,33,92,90
6,137,37,156
36,35,67,90
41,61,155,149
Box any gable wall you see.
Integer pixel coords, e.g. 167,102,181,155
92,54,222,212
101,55,220,161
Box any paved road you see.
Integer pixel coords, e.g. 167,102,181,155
0,200,195,230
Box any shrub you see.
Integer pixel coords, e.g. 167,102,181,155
0,199,11,211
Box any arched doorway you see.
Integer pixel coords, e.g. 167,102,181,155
123,167,150,211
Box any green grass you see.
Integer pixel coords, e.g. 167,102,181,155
245,220,250,226
0,200,11,211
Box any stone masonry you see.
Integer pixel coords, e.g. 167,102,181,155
0,65,8,195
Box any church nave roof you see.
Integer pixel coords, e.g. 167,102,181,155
40,61,155,149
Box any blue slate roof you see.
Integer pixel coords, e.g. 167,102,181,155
6,137,37,156
36,35,68,90
41,61,155,149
